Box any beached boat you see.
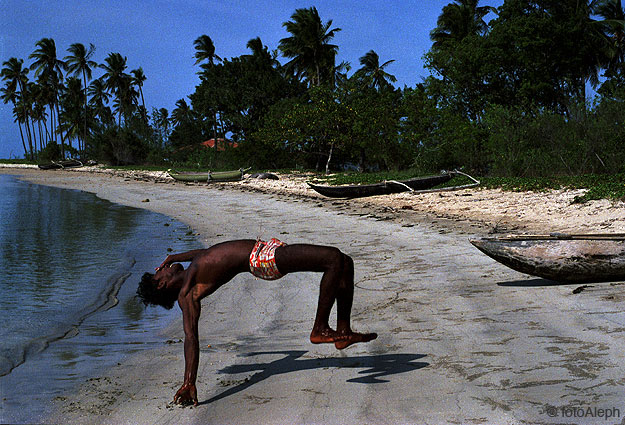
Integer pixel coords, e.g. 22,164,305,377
167,167,250,182
38,159,83,170
307,172,456,198
470,234,625,283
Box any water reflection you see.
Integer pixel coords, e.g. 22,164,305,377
0,174,202,423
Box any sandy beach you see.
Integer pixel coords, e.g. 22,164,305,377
3,165,625,424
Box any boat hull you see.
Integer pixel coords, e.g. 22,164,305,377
471,235,625,283
38,159,83,170
168,168,248,182
307,173,454,198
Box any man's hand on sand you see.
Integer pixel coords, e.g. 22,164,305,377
173,383,198,406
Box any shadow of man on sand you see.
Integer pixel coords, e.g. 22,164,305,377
201,351,428,405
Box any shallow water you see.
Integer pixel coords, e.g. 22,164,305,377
0,174,202,423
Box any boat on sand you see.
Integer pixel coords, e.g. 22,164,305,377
307,172,456,198
168,167,250,182
38,159,84,170
470,233,625,283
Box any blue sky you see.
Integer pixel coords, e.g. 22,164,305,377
0,0,502,159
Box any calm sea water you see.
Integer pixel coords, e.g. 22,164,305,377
0,174,202,423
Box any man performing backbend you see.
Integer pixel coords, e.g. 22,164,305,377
137,238,377,406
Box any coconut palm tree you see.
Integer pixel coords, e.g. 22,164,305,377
430,0,495,50
1,85,28,157
593,0,625,79
36,72,59,145
152,107,170,145
279,7,341,87
112,76,139,125
100,52,131,125
171,98,193,127
194,35,222,67
356,50,397,90
29,83,48,152
1,57,33,158
29,38,67,156
88,77,113,124
131,67,147,123
59,76,85,152
65,43,97,154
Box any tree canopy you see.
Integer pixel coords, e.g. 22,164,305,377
2,1,624,176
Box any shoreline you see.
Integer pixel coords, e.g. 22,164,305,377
0,172,203,424
3,164,624,235
3,166,625,424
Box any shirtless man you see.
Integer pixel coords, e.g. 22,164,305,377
137,238,377,406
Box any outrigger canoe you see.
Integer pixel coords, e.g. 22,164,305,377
167,167,250,182
307,172,456,198
470,234,625,283
38,159,84,170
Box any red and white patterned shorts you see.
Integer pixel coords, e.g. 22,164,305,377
249,238,286,280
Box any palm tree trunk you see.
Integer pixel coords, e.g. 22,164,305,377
325,141,334,175
55,100,65,158
17,121,28,159
139,87,147,124
28,117,36,159
38,121,44,153
82,69,88,157
43,111,51,146
25,119,34,160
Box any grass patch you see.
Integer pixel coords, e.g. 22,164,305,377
481,174,625,202
0,159,37,165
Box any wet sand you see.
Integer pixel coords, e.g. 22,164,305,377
3,166,625,424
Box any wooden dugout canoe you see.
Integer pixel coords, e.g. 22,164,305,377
307,172,455,198
38,159,83,170
167,167,250,182
470,234,625,283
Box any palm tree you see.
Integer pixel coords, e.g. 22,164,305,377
1,84,28,157
171,98,193,127
21,82,38,156
194,35,222,67
1,57,33,158
356,50,397,90
36,72,59,145
88,77,113,124
59,76,85,152
131,67,147,123
194,35,222,143
333,60,352,88
29,83,48,151
100,52,130,125
279,7,341,87
593,0,625,79
430,0,495,50
29,38,67,156
65,43,97,154
152,107,170,145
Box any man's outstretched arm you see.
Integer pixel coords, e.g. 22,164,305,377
158,249,207,270
174,292,201,406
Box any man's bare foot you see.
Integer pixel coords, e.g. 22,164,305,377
310,327,339,344
334,332,378,350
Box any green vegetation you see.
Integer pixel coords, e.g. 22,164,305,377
2,2,625,192
481,174,625,202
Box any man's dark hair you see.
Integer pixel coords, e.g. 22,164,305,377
136,272,179,310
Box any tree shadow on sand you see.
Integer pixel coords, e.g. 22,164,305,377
201,350,428,405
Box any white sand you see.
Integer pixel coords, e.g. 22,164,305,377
3,166,625,425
